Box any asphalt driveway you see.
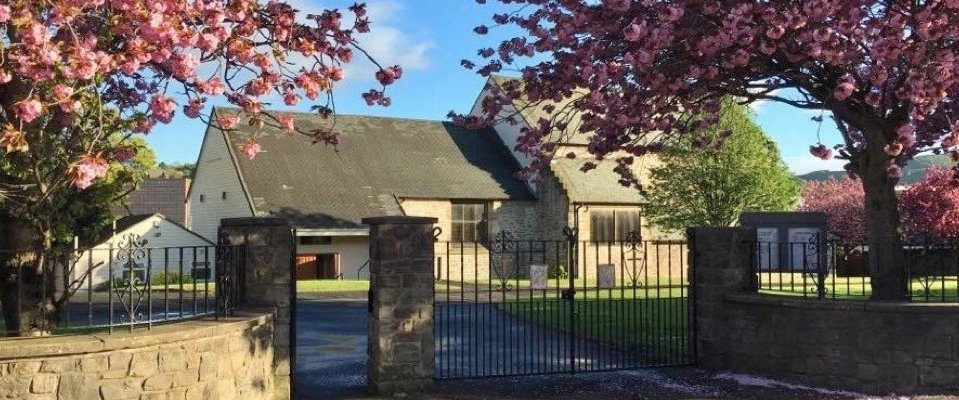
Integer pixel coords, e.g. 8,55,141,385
293,300,955,400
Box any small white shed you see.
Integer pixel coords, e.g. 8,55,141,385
71,214,215,288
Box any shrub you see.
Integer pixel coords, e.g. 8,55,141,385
548,264,569,279
151,271,194,286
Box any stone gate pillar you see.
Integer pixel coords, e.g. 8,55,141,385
219,217,295,400
687,227,756,370
363,216,437,396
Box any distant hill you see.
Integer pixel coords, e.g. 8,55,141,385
150,162,196,179
797,154,955,185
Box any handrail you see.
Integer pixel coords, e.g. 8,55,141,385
356,259,371,279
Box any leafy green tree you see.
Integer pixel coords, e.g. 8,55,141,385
643,101,801,231
0,134,155,334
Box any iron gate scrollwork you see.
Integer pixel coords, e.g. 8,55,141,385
112,233,150,326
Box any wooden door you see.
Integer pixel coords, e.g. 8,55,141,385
296,255,319,280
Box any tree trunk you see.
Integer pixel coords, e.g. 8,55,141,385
0,215,58,336
859,130,909,301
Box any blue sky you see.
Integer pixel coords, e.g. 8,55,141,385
148,0,845,174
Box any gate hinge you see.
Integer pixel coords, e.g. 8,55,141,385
368,289,374,313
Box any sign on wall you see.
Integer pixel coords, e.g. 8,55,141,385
529,264,547,290
598,264,615,288
788,227,823,272
739,212,829,273
756,228,779,270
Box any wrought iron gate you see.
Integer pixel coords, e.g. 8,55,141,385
434,229,694,379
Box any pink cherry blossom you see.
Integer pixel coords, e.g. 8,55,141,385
218,115,240,130
799,178,867,243
809,144,833,160
283,91,300,106
900,167,959,240
468,0,959,270
112,146,137,163
0,5,10,23
887,164,902,179
133,119,156,134
16,99,43,123
149,94,177,123
69,155,109,190
241,140,261,160
184,98,205,119
833,76,855,101
277,113,295,133
884,142,903,157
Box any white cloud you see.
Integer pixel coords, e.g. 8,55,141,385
784,154,848,175
285,0,433,85
747,99,768,113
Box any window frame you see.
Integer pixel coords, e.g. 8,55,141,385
450,201,489,244
192,261,212,281
589,209,642,242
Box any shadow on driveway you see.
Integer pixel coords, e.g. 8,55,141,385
293,299,929,400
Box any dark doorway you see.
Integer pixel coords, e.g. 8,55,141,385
296,254,340,280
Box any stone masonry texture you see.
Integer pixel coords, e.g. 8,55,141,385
0,313,275,400
364,216,437,396
691,227,959,395
220,217,296,400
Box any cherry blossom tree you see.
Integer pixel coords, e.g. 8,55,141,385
900,167,959,241
0,0,399,335
798,178,867,243
466,0,959,299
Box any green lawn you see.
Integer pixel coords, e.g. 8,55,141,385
757,274,959,301
146,282,215,292
443,276,688,289
497,297,692,360
297,279,370,293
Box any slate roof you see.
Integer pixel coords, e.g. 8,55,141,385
550,158,646,205
93,213,214,246
114,214,155,233
488,75,591,145
87,214,154,247
215,108,535,229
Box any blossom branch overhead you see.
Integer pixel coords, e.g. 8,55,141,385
0,0,402,190
460,0,959,183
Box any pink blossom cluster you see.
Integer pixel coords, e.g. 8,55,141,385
900,167,959,240
0,1,400,189
799,179,867,243
68,155,109,190
467,0,959,184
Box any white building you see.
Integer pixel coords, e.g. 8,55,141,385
72,213,215,288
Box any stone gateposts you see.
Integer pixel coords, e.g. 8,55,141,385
689,227,959,395
363,216,437,396
219,218,295,400
687,227,756,370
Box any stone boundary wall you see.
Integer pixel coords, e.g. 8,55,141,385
691,227,959,395
720,294,959,394
0,313,275,400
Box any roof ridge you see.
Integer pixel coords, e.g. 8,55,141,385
210,106,461,125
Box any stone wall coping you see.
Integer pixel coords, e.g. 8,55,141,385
362,216,438,225
221,217,292,227
726,293,959,314
0,311,273,361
